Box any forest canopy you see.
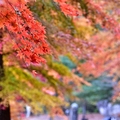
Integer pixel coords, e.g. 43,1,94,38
0,0,120,118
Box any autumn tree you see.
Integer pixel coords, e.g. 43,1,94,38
0,0,120,120
0,0,87,119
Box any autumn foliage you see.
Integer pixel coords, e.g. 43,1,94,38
0,0,80,65
1,0,119,65
0,0,120,117
0,0,50,64
54,0,80,16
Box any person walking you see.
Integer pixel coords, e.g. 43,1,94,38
25,105,31,118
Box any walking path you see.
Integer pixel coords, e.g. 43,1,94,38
23,114,103,120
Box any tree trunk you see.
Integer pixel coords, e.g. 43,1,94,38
0,29,11,120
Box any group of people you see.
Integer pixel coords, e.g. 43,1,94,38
97,100,120,120
66,101,120,120
24,101,120,120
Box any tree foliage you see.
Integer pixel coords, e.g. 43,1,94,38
0,0,120,118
